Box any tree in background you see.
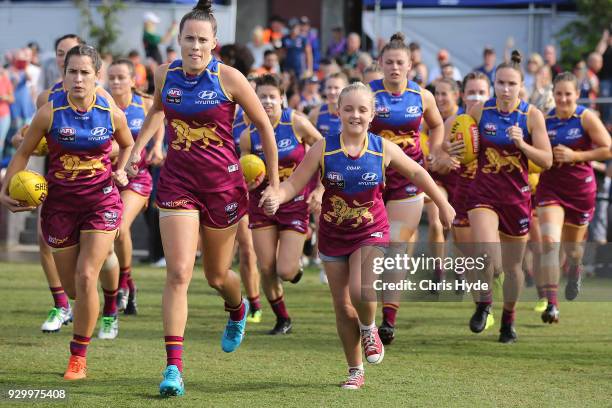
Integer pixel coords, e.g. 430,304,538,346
73,0,125,55
557,0,612,68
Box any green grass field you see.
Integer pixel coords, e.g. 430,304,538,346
1,261,611,407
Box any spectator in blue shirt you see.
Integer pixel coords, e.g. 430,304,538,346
299,16,320,72
474,46,496,84
281,18,313,80
327,26,346,60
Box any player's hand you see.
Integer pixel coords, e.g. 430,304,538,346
126,151,142,177
429,151,459,174
259,185,280,216
112,169,129,187
306,186,323,214
552,144,577,163
437,201,456,230
507,122,526,150
247,172,265,191
446,140,465,159
0,188,36,212
146,143,164,166
11,125,28,149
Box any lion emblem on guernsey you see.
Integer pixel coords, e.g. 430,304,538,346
170,119,223,151
482,148,522,174
323,195,375,227
379,130,416,150
55,154,105,180
462,160,478,179
278,163,297,181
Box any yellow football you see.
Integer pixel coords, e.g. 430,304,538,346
419,131,429,158
240,154,266,183
9,170,48,207
32,136,48,156
528,160,543,174
528,173,540,194
450,114,480,165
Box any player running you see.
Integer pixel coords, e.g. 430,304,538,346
369,32,446,345
0,44,134,379
107,58,165,319
232,105,263,323
11,34,84,334
126,0,279,397
240,74,322,334
466,51,552,343
535,72,611,322
423,78,464,287
260,82,454,389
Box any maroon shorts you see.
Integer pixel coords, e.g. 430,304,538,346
469,200,531,237
452,192,470,228
383,179,423,203
120,169,152,198
432,171,459,205
248,192,309,234
535,187,595,227
156,181,247,229
451,175,472,228
41,189,123,249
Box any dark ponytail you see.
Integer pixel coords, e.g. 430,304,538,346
496,49,524,81
179,0,217,35
194,0,213,12
380,32,410,58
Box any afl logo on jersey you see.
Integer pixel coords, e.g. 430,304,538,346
483,122,497,135
196,90,220,105
167,88,182,104
59,127,76,142
376,105,390,119
405,106,421,118
547,129,557,140
327,171,345,189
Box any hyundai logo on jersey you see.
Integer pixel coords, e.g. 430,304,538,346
196,90,220,105
362,172,378,181
198,90,217,100
91,127,108,137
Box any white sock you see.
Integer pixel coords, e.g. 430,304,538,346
349,364,364,372
358,320,376,332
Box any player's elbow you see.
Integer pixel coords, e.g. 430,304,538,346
541,151,553,170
